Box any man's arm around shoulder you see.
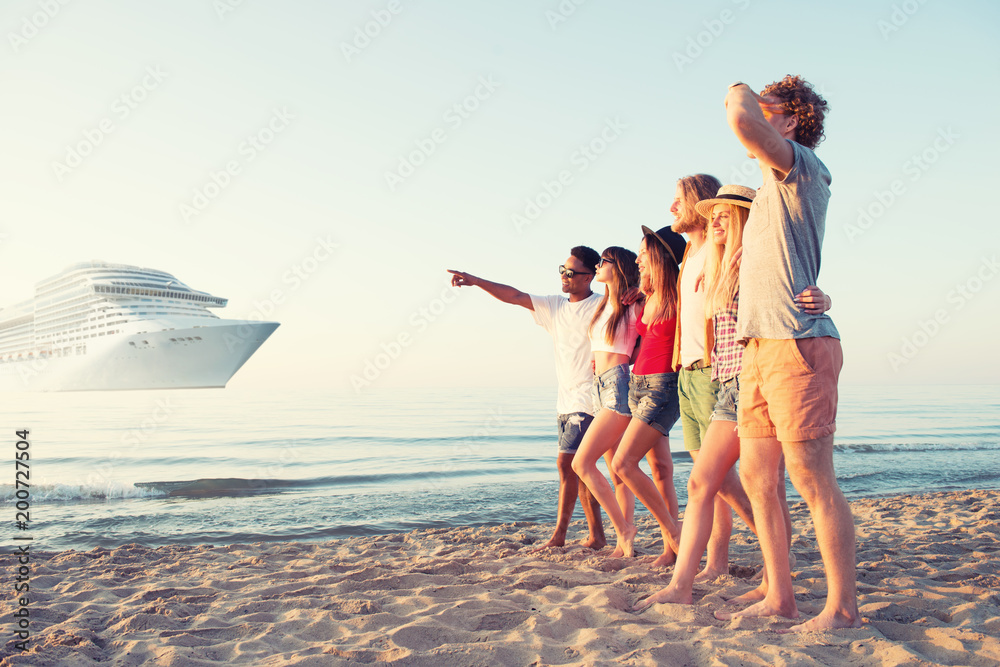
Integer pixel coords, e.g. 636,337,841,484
448,270,533,310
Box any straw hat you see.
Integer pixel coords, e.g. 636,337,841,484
694,184,757,220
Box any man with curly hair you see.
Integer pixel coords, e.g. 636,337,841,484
717,75,860,632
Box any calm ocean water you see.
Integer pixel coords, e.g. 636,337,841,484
2,385,998,551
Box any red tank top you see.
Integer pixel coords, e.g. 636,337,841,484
634,302,677,375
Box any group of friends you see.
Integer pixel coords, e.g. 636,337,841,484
448,75,860,632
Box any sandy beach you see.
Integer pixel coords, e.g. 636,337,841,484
4,489,999,666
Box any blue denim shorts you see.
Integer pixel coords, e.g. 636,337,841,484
592,364,631,417
711,377,739,423
557,412,594,454
627,372,680,436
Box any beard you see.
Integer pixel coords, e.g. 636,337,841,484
672,214,705,235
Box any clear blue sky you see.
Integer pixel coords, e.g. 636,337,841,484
1,0,997,391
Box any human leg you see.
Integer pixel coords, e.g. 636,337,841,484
646,436,677,519
694,479,734,582
571,409,636,555
577,476,606,549
781,434,860,631
750,336,855,630
633,419,742,609
536,413,603,550
533,451,580,550
605,448,635,525
613,419,680,567
715,435,798,621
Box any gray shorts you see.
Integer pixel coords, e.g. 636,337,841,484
557,412,594,454
711,377,739,423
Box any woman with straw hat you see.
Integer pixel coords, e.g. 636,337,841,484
634,185,831,606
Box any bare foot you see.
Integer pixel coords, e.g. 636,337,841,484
531,535,566,552
579,535,607,550
610,545,624,557
725,582,767,605
692,566,727,585
619,524,638,559
713,598,798,622
779,608,862,633
632,585,693,612
659,527,681,555
651,550,676,568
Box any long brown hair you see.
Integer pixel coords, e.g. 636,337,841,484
674,174,722,234
640,236,678,324
589,246,639,344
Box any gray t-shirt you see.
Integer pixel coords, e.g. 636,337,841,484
737,140,840,341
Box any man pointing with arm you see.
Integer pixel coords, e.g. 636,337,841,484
448,245,607,551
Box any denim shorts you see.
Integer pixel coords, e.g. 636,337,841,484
557,412,594,454
592,364,631,417
627,372,680,436
711,377,739,423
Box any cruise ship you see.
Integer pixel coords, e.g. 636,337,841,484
0,261,279,391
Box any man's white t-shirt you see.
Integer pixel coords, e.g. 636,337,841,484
678,242,708,367
530,292,603,415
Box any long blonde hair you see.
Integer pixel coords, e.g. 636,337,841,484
704,204,750,314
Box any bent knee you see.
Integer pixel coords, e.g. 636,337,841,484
610,458,634,480
687,474,715,502
649,463,670,483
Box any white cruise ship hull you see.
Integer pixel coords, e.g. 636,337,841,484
0,320,278,392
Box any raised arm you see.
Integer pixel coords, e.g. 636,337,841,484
725,83,795,178
448,270,533,310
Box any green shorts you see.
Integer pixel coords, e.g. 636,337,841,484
678,365,720,451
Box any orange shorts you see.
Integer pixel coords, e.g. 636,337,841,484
737,337,843,442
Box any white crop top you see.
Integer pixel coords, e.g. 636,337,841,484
589,302,639,355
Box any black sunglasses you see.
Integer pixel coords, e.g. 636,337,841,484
597,257,614,268
558,265,593,279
